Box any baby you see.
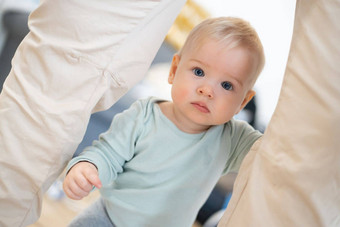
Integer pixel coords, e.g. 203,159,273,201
63,16,265,227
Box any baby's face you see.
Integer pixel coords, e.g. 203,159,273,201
168,39,258,131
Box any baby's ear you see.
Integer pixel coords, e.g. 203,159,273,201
236,90,256,114
168,54,180,84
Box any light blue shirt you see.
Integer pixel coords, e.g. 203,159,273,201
67,97,262,227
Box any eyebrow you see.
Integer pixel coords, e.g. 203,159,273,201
230,76,243,88
189,59,209,68
190,59,244,87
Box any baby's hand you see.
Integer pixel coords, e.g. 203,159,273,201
63,161,102,200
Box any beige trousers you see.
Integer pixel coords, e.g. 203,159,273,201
0,0,185,226
218,0,340,226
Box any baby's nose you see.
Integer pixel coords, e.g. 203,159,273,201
197,86,213,98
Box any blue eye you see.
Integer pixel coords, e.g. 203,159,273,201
221,81,233,90
193,68,205,77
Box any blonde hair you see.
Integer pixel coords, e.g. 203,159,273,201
178,17,265,84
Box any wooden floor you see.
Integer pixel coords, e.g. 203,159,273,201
28,181,202,227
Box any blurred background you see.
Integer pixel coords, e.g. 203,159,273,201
0,0,296,226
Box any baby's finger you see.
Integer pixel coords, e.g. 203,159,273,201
86,173,102,189
68,178,90,198
63,183,83,200
74,174,94,192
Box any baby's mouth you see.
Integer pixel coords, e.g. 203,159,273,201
191,102,210,113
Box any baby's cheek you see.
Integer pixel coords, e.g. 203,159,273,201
178,89,190,98
215,103,234,123
173,86,190,99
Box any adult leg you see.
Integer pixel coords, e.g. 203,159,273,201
218,0,340,226
0,0,185,226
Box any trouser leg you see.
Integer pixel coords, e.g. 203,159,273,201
218,1,340,226
0,0,185,226
68,199,115,227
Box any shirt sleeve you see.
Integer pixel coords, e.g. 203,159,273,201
66,99,145,186
223,119,262,174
